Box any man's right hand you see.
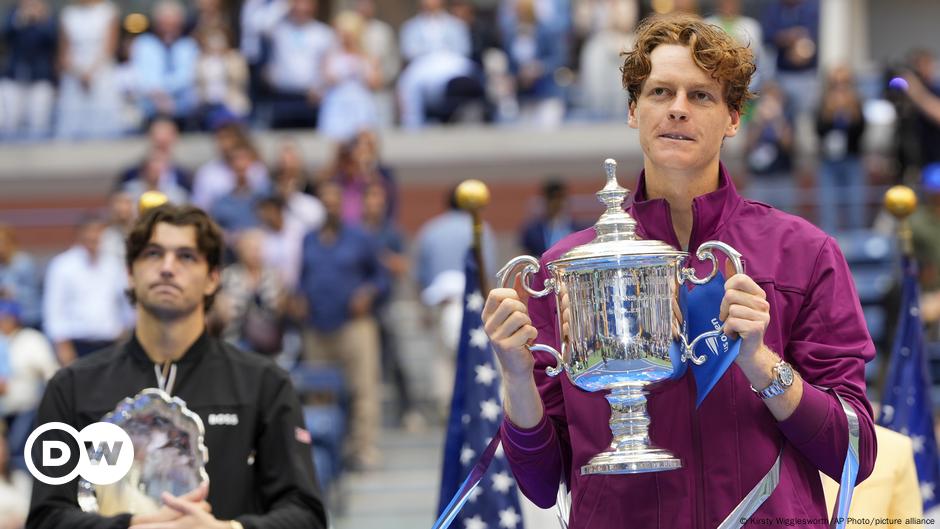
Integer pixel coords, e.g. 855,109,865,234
129,481,211,526
482,288,538,380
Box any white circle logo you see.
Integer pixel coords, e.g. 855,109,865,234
25,422,135,486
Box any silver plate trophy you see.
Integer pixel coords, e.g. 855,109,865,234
497,159,744,476
77,388,209,515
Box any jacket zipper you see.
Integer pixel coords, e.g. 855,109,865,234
690,375,706,529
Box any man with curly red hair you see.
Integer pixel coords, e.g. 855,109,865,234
483,13,876,528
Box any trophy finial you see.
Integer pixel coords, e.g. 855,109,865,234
594,158,637,241
604,158,617,186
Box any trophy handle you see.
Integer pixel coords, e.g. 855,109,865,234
530,343,565,377
496,255,555,297
678,241,744,286
678,241,745,365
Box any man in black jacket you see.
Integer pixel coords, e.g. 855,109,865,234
27,204,327,529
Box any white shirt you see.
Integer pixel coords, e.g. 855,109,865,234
397,51,476,129
399,12,471,62
286,192,325,231
261,215,307,290
0,327,58,415
266,18,336,93
240,0,289,63
42,245,131,343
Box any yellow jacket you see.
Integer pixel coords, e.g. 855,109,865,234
822,425,923,528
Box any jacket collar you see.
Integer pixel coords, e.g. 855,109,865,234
127,328,211,369
628,162,743,250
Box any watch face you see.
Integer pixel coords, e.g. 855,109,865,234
778,364,795,386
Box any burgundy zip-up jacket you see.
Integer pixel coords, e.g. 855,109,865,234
501,164,877,529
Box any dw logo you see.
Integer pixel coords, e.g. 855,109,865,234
25,422,135,486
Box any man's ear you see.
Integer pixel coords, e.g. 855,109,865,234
205,268,221,297
628,101,638,129
724,108,741,138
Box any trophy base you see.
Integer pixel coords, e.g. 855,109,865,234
581,447,682,475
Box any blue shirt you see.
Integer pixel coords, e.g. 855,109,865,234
298,225,389,332
211,190,261,233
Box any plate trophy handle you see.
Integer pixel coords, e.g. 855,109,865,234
677,241,745,365
496,256,564,377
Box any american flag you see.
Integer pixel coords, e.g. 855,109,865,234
436,250,523,529
878,255,940,516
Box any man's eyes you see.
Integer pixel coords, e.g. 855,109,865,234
141,248,200,262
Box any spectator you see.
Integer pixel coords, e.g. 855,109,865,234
816,65,868,233
0,420,30,529
189,0,228,35
352,129,398,218
400,0,471,63
397,0,483,129
271,141,325,231
578,0,637,120
501,0,569,128
194,25,251,128
209,143,265,239
42,215,130,365
706,0,762,50
744,81,796,212
0,300,58,434
911,164,940,340
360,182,420,429
255,195,307,291
450,0,501,67
0,0,57,140
239,0,288,102
99,190,136,263
520,179,580,257
761,0,820,116
318,137,395,226
908,49,940,169
131,0,199,126
191,123,269,210
122,150,190,206
262,0,335,129
216,229,286,355
354,0,400,126
297,181,388,471
413,187,497,409
55,0,122,139
705,0,762,87
116,116,192,192
0,225,41,329
397,54,484,128
318,11,381,141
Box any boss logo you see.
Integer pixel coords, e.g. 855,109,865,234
207,413,239,426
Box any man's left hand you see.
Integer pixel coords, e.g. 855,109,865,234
128,491,230,529
719,266,770,363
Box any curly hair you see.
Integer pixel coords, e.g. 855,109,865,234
125,204,224,311
621,13,756,112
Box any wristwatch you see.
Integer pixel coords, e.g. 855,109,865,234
752,360,795,400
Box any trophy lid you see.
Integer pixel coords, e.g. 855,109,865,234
551,159,685,265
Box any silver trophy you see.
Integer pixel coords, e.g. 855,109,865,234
497,159,743,476
78,389,209,515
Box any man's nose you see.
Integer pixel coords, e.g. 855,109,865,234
668,93,690,121
159,254,177,275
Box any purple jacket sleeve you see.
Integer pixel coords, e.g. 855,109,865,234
500,265,571,508
776,237,877,484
